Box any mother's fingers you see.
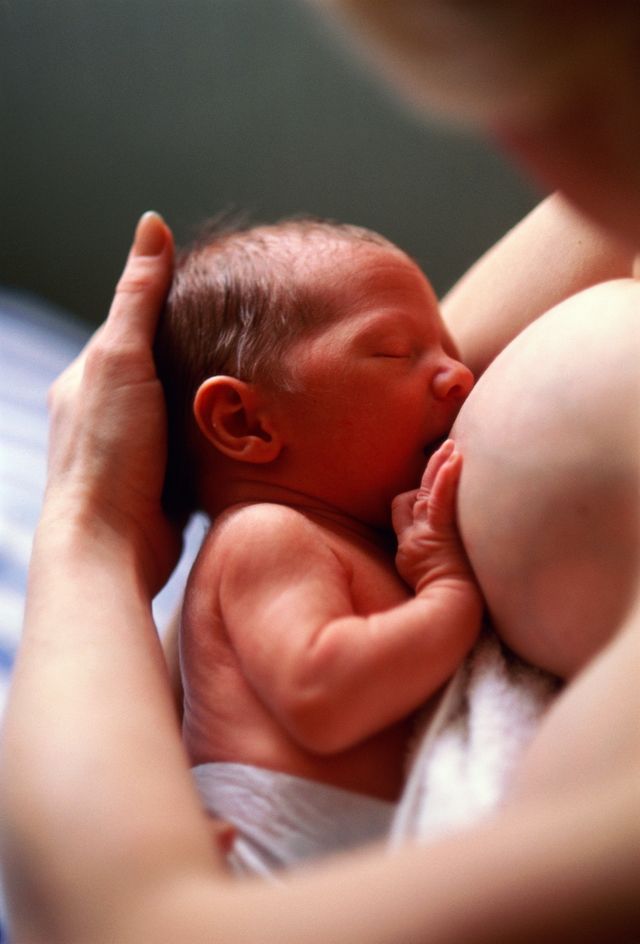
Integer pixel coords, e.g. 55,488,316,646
46,319,102,432
47,213,173,477
106,211,174,346
53,213,173,402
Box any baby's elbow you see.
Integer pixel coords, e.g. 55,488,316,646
278,685,354,756
275,628,362,754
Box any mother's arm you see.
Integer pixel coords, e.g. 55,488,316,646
0,214,224,943
441,192,636,376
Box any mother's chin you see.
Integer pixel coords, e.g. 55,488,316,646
450,279,640,679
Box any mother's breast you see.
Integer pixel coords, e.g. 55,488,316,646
450,279,640,678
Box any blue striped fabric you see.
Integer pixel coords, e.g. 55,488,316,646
0,290,90,940
0,291,90,712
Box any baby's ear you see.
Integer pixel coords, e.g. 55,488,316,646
193,376,283,464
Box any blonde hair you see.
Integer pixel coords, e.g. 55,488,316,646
325,1,638,127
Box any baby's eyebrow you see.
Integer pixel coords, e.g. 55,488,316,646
349,322,405,349
351,310,435,346
351,311,411,337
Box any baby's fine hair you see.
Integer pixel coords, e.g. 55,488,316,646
154,215,398,517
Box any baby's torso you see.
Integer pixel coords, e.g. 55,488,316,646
180,503,423,801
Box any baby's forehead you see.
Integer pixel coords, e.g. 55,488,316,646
285,232,417,295
243,222,439,338
265,225,403,270
294,242,440,339
298,236,429,297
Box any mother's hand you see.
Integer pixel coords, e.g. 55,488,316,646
46,212,182,594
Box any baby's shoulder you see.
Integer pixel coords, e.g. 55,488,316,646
208,502,328,562
215,501,321,535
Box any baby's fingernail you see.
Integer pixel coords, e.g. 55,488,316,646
134,211,166,256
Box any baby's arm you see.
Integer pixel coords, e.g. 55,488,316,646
217,445,481,754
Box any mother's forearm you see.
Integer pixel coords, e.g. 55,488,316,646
442,193,635,377
0,507,219,944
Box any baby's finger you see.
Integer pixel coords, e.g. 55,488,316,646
391,488,419,537
425,450,463,528
421,439,455,493
106,211,174,346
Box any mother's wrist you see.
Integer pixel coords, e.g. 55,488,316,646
38,479,181,598
35,487,155,599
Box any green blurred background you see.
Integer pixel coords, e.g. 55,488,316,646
0,0,538,325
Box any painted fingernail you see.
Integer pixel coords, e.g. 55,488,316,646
134,211,166,256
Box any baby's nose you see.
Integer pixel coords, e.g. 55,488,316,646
432,358,474,402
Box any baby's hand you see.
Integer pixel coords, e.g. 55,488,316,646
392,440,475,594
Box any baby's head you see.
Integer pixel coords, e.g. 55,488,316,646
155,217,394,515
155,217,472,523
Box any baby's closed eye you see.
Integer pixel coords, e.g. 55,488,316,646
371,337,418,359
374,350,412,359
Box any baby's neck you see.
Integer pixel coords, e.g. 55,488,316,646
201,478,394,553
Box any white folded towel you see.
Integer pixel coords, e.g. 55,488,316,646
391,630,558,845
